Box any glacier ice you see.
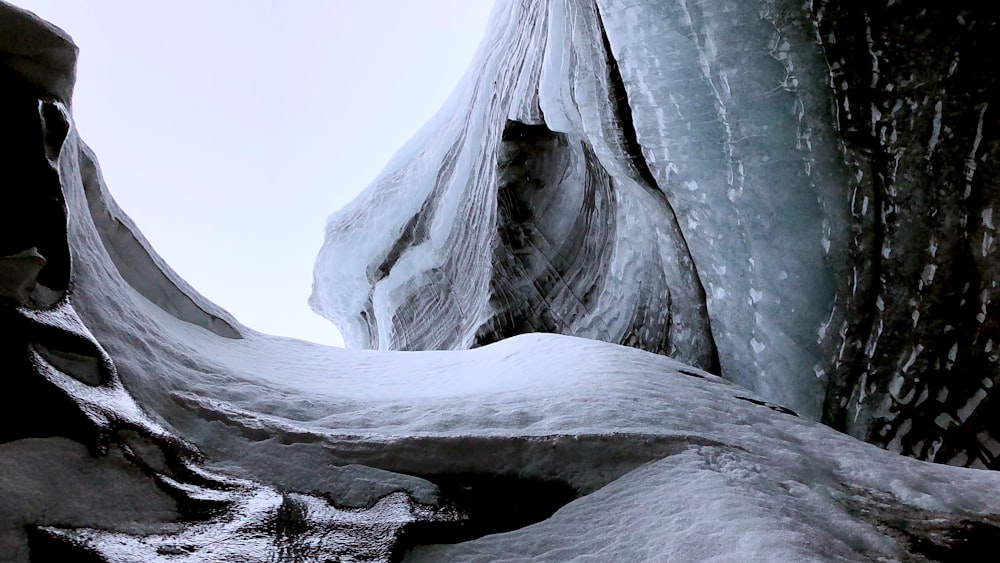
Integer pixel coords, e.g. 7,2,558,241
311,0,718,376
314,0,1000,468
2,0,1000,561
310,0,848,420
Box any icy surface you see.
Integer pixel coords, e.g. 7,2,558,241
3,0,1000,561
310,0,717,373
312,0,1000,466
809,0,1000,469
0,438,178,560
43,135,1000,558
310,0,849,419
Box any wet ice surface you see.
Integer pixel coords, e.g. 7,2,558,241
38,486,438,562
61,279,1000,563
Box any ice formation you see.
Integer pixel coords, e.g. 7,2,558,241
315,0,1000,468
3,0,1000,561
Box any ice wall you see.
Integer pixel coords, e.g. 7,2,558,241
312,0,1000,467
310,0,847,419
310,0,719,375
811,0,1000,468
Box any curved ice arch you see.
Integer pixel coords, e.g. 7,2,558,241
311,0,849,419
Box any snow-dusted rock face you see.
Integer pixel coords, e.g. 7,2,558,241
4,0,1000,561
312,0,1000,468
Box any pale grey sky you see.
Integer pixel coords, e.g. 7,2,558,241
12,1,495,346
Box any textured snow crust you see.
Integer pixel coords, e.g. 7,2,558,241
39,139,1000,558
62,196,1000,561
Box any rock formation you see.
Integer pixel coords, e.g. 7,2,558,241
2,0,1000,561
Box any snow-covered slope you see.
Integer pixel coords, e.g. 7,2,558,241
2,0,1000,561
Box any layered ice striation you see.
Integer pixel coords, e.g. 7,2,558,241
310,0,847,419
4,0,1000,561
310,0,719,375
313,0,1000,467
